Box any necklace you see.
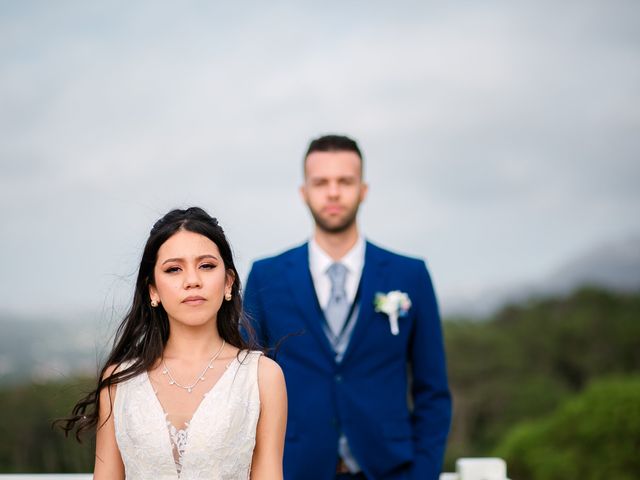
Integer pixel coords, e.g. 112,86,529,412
161,339,226,393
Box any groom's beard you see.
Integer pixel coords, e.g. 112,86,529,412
310,203,360,234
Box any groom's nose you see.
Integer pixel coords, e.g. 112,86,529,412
327,180,340,198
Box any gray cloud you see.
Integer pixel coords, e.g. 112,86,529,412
1,1,639,316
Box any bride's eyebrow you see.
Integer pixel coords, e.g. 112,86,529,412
161,254,219,266
196,254,220,262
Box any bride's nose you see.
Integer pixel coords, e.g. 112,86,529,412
183,267,202,289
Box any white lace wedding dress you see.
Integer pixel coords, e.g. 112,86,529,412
113,351,262,479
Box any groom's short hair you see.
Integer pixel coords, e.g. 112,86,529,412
304,134,364,176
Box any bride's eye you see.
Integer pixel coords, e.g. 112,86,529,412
164,266,181,273
200,263,216,270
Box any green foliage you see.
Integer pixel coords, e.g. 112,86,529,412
443,287,640,470
0,379,95,472
0,286,638,473
495,377,640,480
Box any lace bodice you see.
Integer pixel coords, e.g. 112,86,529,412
113,351,262,479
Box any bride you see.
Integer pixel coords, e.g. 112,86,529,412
59,207,287,479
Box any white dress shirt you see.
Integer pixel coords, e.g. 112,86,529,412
308,235,365,309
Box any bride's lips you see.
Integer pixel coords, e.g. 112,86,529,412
182,295,206,305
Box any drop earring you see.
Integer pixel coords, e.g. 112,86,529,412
225,292,232,301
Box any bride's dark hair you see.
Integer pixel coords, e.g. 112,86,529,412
57,207,254,440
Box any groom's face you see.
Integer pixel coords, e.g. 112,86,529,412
301,150,368,233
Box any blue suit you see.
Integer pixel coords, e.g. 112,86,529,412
244,241,451,480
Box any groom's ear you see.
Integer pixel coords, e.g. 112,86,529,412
299,184,309,204
359,182,369,202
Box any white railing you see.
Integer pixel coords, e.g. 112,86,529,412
440,458,510,480
0,458,509,480
0,477,91,479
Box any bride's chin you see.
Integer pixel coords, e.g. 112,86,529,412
169,314,218,329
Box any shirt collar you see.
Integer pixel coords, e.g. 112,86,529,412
309,235,366,276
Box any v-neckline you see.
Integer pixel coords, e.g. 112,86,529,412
144,354,239,440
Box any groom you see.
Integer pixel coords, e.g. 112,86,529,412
244,135,451,480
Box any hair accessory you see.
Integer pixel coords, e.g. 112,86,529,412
151,299,159,307
162,340,226,393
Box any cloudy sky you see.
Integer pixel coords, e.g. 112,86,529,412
1,1,639,319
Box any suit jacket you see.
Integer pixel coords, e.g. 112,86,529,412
244,241,451,480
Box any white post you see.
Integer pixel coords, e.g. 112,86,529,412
456,457,509,480
439,457,510,480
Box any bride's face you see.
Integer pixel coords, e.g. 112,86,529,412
149,230,234,329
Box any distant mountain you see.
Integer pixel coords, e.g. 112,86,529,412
0,313,112,385
2,236,639,382
443,235,640,318
545,235,640,294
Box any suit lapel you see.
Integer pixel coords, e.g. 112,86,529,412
284,244,336,361
341,242,388,364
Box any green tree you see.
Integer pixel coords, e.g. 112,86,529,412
443,287,640,468
495,377,640,480
0,379,95,472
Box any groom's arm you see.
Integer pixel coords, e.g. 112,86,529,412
408,261,452,480
244,261,271,350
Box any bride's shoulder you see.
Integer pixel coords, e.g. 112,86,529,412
235,349,264,362
101,359,146,385
102,361,127,381
255,355,284,387
234,350,282,377
254,355,286,411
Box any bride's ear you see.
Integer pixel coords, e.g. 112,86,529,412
149,284,160,306
225,270,236,291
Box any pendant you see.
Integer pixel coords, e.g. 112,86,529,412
187,387,192,393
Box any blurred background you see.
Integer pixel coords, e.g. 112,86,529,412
1,1,639,478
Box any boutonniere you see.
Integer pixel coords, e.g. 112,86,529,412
374,291,412,335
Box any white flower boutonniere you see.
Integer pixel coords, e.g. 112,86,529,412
374,290,412,335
